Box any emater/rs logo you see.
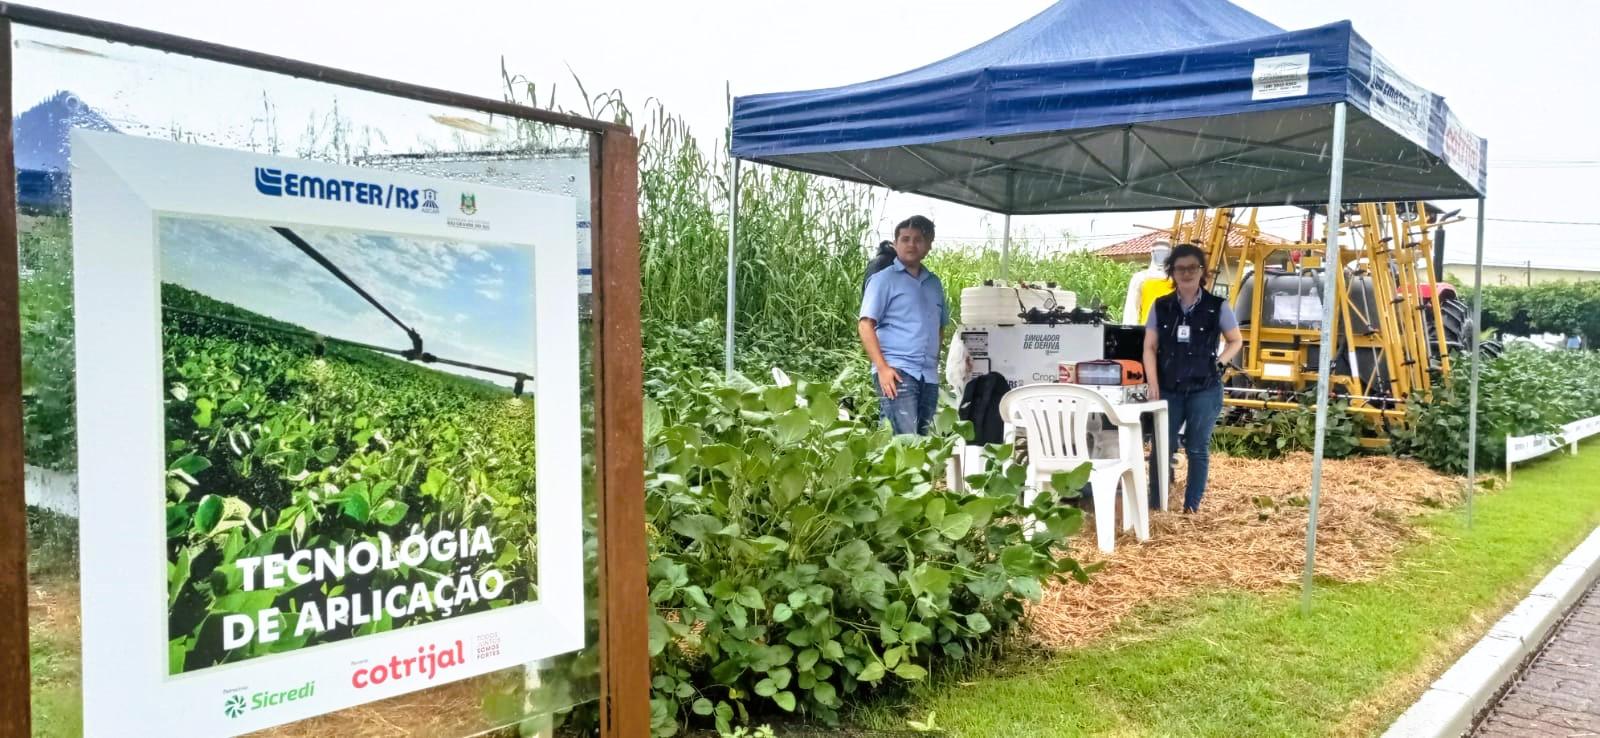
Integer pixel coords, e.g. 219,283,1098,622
254,167,421,210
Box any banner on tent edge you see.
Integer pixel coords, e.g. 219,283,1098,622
1440,108,1488,195
1366,52,1435,152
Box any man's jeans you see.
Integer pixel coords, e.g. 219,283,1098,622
874,373,939,435
1162,382,1224,512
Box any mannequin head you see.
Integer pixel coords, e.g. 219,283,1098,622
1148,240,1172,272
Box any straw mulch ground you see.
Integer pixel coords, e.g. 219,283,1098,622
1027,452,1465,650
247,675,518,738
25,573,531,738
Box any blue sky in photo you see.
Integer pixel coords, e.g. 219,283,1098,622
159,216,537,388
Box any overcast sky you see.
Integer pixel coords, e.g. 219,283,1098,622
161,217,536,388
23,0,1600,270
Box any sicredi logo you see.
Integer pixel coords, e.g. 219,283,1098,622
253,167,422,210
223,681,316,719
351,640,467,689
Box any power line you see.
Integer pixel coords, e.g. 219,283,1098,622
930,213,1600,246
1492,158,1600,165
937,231,1147,242
1484,217,1600,227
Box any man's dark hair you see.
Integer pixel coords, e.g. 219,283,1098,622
894,215,936,242
1163,242,1208,280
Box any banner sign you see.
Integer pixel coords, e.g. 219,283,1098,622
70,130,584,736
1366,52,1435,151
1441,107,1488,195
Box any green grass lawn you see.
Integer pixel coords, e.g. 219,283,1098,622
26,447,1600,737
855,442,1600,737
27,581,81,738
26,505,82,738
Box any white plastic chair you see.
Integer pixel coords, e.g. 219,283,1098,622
945,439,990,493
999,384,1150,553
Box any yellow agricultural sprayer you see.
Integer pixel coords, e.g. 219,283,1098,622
1169,203,1500,447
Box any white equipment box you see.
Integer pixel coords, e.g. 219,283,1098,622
958,323,1104,388
958,323,1149,460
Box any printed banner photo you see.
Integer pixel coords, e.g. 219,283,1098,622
70,130,585,736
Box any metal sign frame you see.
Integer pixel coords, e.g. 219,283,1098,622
0,4,648,735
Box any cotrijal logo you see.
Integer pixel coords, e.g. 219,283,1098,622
351,639,467,688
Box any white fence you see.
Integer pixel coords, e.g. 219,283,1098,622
24,464,77,517
1506,415,1600,480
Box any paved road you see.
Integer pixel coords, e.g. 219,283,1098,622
1474,583,1600,737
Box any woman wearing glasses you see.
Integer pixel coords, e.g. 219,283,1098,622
1142,242,1244,513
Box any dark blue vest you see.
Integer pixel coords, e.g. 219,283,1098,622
1153,290,1224,392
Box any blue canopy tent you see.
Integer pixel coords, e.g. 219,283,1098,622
728,0,1489,606
15,90,119,211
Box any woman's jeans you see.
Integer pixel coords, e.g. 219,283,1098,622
1162,382,1224,512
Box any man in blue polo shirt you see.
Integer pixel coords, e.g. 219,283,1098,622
859,215,950,435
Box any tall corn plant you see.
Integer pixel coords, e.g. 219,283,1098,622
503,69,878,354
727,165,877,350
636,104,877,352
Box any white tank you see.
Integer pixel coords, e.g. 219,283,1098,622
960,282,1076,325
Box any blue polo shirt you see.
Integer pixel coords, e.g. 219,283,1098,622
860,259,949,382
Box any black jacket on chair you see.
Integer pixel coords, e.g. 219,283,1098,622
959,372,1011,445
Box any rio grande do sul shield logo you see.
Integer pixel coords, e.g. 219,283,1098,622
459,192,478,215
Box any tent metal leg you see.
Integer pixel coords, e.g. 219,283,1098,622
1001,213,1012,281
1467,197,1486,526
725,157,741,376
1302,101,1348,613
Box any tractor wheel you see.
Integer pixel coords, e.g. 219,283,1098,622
1424,297,1476,359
